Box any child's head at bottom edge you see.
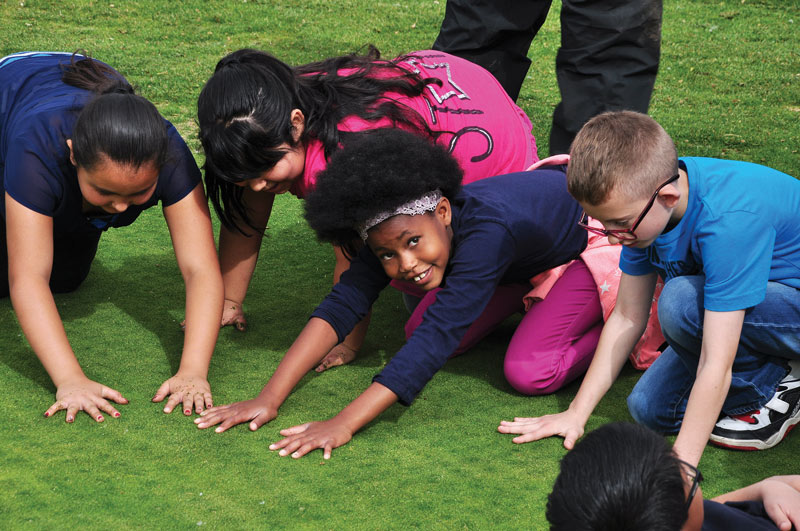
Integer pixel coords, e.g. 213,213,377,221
547,422,701,531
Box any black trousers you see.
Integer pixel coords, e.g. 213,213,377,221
433,0,662,155
1,216,101,298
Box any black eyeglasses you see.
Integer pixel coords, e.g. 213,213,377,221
578,173,680,241
678,459,704,512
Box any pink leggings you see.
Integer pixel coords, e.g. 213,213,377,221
404,259,603,395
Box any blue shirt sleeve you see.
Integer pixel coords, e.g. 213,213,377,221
697,210,774,311
374,221,516,405
620,245,656,276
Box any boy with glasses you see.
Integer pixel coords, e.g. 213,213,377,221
499,111,800,468
546,422,800,530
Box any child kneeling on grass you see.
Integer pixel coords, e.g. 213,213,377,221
194,128,652,458
499,110,800,466
0,52,223,423
547,422,800,531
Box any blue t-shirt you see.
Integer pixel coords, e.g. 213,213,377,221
702,499,777,530
620,157,800,311
311,168,587,405
0,52,200,234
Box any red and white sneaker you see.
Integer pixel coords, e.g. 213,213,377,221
709,360,800,450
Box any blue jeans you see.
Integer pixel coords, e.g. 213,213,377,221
627,276,800,433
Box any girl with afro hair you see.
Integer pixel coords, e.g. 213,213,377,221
196,46,538,371
194,129,612,459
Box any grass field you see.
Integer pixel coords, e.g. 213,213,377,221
1,1,798,529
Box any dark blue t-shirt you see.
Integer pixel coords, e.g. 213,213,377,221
311,168,587,405
0,52,200,234
702,499,777,530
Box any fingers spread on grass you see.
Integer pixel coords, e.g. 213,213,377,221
100,386,129,405
194,400,276,432
498,411,585,446
85,403,104,422
152,381,171,404
44,400,66,419
163,393,183,414
193,394,205,414
66,405,79,423
270,420,353,460
182,394,194,416
96,398,121,419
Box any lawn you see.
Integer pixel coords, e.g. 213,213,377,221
1,0,798,529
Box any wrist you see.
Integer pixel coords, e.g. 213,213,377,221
174,366,209,380
53,368,88,388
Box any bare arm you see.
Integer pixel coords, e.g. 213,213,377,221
217,188,274,329
713,475,800,531
270,381,399,460
6,192,128,421
153,183,224,414
498,271,657,447
195,316,341,431
673,309,744,467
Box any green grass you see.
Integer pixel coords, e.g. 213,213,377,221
1,1,798,529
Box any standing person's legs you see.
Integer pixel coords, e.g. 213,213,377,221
503,259,603,395
628,276,799,434
405,283,530,356
432,0,554,100
550,0,662,154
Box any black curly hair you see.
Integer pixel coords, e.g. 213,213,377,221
197,46,444,234
304,128,463,258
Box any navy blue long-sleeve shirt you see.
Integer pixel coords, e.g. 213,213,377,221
311,169,587,405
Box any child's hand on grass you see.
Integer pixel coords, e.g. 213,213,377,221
194,398,278,432
152,372,212,415
220,298,247,331
760,478,800,531
45,377,128,423
315,343,357,372
269,418,353,460
497,409,585,449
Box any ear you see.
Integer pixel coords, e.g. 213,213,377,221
290,109,305,142
66,139,77,166
658,180,682,209
435,197,452,227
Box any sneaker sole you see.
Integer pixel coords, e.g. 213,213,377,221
709,417,799,451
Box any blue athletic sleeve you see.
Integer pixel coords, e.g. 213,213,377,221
310,247,391,342
374,221,516,405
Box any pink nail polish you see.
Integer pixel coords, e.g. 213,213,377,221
97,415,103,421
114,412,120,418
184,409,190,415
44,412,50,418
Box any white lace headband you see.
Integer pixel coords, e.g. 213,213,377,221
357,189,443,240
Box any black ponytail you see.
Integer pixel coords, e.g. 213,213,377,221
62,51,168,171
